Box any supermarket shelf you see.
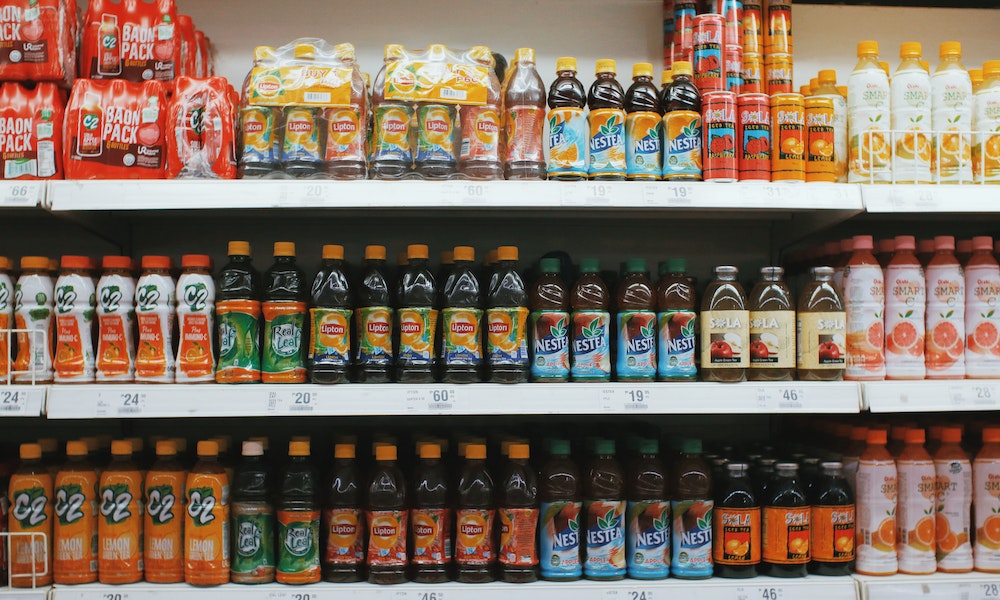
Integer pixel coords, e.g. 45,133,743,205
862,184,1000,214
50,577,858,600
856,571,1000,600
0,385,46,417
862,380,1000,413
44,381,861,419
0,181,44,208
0,588,49,600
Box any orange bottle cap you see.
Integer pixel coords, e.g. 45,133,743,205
61,255,90,270
197,440,219,457
633,62,653,78
893,235,915,251
866,429,887,445
970,68,984,83
228,241,251,256
509,443,530,460
66,441,88,457
852,235,874,251
289,440,310,457
0,256,9,270
407,244,429,260
334,443,355,459
672,61,693,77
453,246,475,262
111,440,133,456
365,245,387,260
375,445,397,461
156,440,178,456
181,254,211,269
939,41,961,58
102,255,133,270
941,426,963,444
466,444,487,460
274,242,296,257
497,246,518,261
20,256,49,270
934,235,955,251
974,236,994,251
514,48,535,63
19,443,41,460
596,58,616,74
420,443,442,459
857,40,879,57
900,41,922,58
984,61,1000,78
322,245,344,260
818,69,837,85
984,427,1000,443
48,258,58,272
142,255,172,270
905,428,926,444
799,85,811,96
556,56,577,72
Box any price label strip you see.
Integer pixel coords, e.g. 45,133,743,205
0,387,42,415
94,389,148,417
1,182,41,207
406,387,457,413
267,390,318,413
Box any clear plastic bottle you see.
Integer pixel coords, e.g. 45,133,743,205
624,62,663,180
539,439,583,581
354,245,393,382
456,444,496,583
262,242,308,383
583,439,626,581
215,241,262,383
134,256,176,383
410,442,450,583
499,443,539,582
932,41,973,183
175,254,215,382
529,258,570,382
276,441,321,584
309,245,352,384
367,444,407,584
615,259,656,381
546,57,588,180
502,48,546,179
441,246,483,383
662,60,703,181
701,266,749,382
459,46,502,180
892,42,933,183
323,443,363,582
415,44,459,179
370,44,413,179
656,258,697,380
230,441,276,584
570,259,612,381
487,246,529,383
52,255,96,383
848,41,891,183
587,59,627,180
397,244,437,383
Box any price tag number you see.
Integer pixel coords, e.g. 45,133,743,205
0,390,22,409
417,593,444,600
4,184,35,205
465,184,485,198
288,391,315,412
103,594,124,600
120,392,145,414
982,584,1000,599
590,184,611,198
427,389,454,411
292,594,315,600
628,592,652,600
305,184,323,199
624,390,649,403
975,386,996,401
759,588,782,600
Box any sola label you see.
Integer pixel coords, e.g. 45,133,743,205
884,262,926,379
965,263,1000,377
843,263,885,379
53,272,96,382
584,500,626,578
935,454,973,571
176,271,214,382
926,263,965,378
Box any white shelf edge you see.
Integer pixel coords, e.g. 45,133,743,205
0,385,47,417
856,571,1000,600
0,181,44,208
863,380,1000,413
861,183,1000,214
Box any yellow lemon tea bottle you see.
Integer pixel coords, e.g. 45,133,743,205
98,440,143,584
53,441,98,584
145,440,186,583
185,440,230,586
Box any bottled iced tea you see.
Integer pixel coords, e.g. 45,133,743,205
499,443,539,582
809,461,855,576
367,444,407,584
587,59,627,180
671,439,713,579
502,48,546,179
584,439,626,580
323,443,363,582
713,462,760,578
231,441,275,584
539,439,583,581
571,259,612,380
309,245,352,384
529,258,570,382
546,57,588,180
762,463,809,578
701,266,749,382
397,244,437,383
796,266,846,381
456,444,496,583
442,246,483,383
215,241,262,383
615,259,657,381
748,267,794,381
486,246,529,383
656,258,697,380
355,245,393,382
625,439,669,580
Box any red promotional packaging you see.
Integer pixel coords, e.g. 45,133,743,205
176,14,195,76
0,82,65,179
65,78,168,179
166,76,237,179
195,31,211,77
79,0,179,83
0,0,77,86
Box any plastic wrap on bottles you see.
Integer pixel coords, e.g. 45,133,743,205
79,0,180,83
167,76,238,179
0,0,77,86
0,82,65,180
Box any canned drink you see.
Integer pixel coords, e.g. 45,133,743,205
664,0,675,55
703,90,738,181
742,0,763,54
805,96,836,182
693,14,724,94
771,92,805,181
721,0,742,48
673,0,698,63
764,53,793,95
765,0,792,55
281,106,323,178
725,45,743,94
742,52,763,94
738,92,771,181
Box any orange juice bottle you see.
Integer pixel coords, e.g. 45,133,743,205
855,429,897,576
847,41,891,183
276,440,321,584
9,443,53,587
884,236,926,380
965,236,1000,377
98,440,143,584
891,42,933,184
935,426,972,572
53,440,98,584
974,426,1000,573
185,440,230,586
973,61,1000,183
844,235,885,380
925,236,966,379
134,256,176,383
896,428,936,575
145,440,186,583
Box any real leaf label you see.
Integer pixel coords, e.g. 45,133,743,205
277,509,320,579
530,310,570,379
626,500,670,575
713,506,761,565
215,299,261,381
486,306,529,366
571,310,611,378
53,469,98,578
811,505,855,563
539,500,582,577
658,310,697,378
262,301,307,382
616,310,657,378
231,506,274,575
456,508,495,565
410,507,449,565
366,509,407,566
499,507,538,567
584,500,625,574
749,309,794,368
762,506,810,564
796,311,846,370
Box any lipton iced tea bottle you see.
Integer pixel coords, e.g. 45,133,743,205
892,43,933,183
262,242,307,383
309,245,352,384
455,444,496,582
848,41,891,183
934,426,973,572
813,70,848,182
176,254,215,382
216,241,262,383
486,246,529,382
748,267,794,382
671,439,713,579
414,45,459,179
231,440,275,584
185,440,230,586
933,42,974,183
52,256,96,383
925,236,966,379
809,461,855,576
397,244,437,382
499,443,539,582
571,259,612,381
276,441,321,584
761,463,809,578
974,426,1000,573
583,439,626,580
588,59,627,180
502,48,546,179
145,440,186,583
539,439,582,580
13,257,54,383
135,256,176,383
530,258,570,382
9,443,53,587
797,267,846,381
53,440,98,584
355,245,393,382
656,258,697,380
625,439,669,580
459,46,502,180
367,444,407,584
662,61,703,180
98,440,143,584
324,49,368,180
965,237,1000,377
371,44,413,179
323,443,362,582
546,57,588,180
844,236,886,380
624,63,663,180
714,462,760,578
616,259,657,381
896,428,936,574
95,256,136,382
884,236,926,379
701,266,749,382
410,442,450,582
441,246,483,383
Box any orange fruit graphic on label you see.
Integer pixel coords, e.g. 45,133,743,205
399,313,429,353
911,515,935,547
983,514,1000,545
327,111,360,147
487,312,517,354
810,138,834,158
886,321,919,353
788,536,809,555
970,321,999,353
317,312,349,349
835,535,854,553
875,517,895,547
781,136,804,156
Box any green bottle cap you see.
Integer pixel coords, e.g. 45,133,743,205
639,438,659,454
666,258,687,273
626,258,647,273
539,258,561,273
681,438,702,454
579,258,600,273
549,439,571,455
594,439,616,455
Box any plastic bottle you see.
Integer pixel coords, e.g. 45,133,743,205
486,246,529,383
971,68,985,94
98,440,143,584
974,426,1000,573
262,242,308,383
538,439,582,580
583,439,626,580
974,61,1000,182
134,256,176,383
848,41,891,183
455,443,495,582
410,442,450,583
624,62,663,180
748,266,794,382
615,258,657,381
701,266,749,383
662,60,703,180
925,236,966,379
933,41,974,183
53,440,98,584
441,246,483,383
185,440,230,586
0,256,11,380
813,70,848,182
588,59,627,180
176,254,215,382
760,463,809,578
324,50,368,180
809,461,855,576
415,45,459,179
625,438,669,580
95,256,135,382
656,258,697,380
144,440,186,583
309,245,352,384
529,258,570,382
844,235,886,380
230,440,275,584
796,266,846,380
966,236,1000,377
9,443,53,587
13,257,54,383
52,256,96,383
672,439,713,579
570,259,612,381
713,462,760,578
459,46,502,180
367,444,407,584
934,426,973,572
896,428,936,574
958,239,974,266
397,244,437,382
355,245,393,382
320,443,362,582
371,44,413,179
276,441,321,584
884,236,926,379
892,42,933,183
215,241,262,383
546,56,588,180
502,48,546,179
499,443,539,582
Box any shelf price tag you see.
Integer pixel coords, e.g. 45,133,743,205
756,587,784,600
977,582,1000,600
406,387,456,413
267,390,317,413
666,184,694,206
623,388,651,412
1,182,40,207
776,387,805,410
266,591,325,600
0,388,26,414
968,384,998,408
96,390,147,416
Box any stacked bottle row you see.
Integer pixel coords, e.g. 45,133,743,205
4,432,862,588
0,243,850,385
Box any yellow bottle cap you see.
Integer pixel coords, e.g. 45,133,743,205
407,244,429,260
919,60,930,73
20,443,41,460
556,56,577,72
497,246,518,261
0,256,10,270
984,61,1000,78
809,77,818,91
334,443,355,459
970,68,984,84
509,443,530,460
20,256,49,270
322,244,344,260
818,69,837,85
900,41,922,58
384,44,405,60
939,41,961,58
857,40,879,57
661,69,673,85
453,246,475,262
156,441,178,456
111,440,133,456
293,44,316,60
596,59,616,74
254,46,275,62
375,445,397,461
228,241,251,256
197,440,219,457
515,48,535,63
672,60,692,77
66,441,88,457
289,440,310,457
799,84,812,96
632,62,653,78
836,85,848,97
365,245,387,260
273,241,295,257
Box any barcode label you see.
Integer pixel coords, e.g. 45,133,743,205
440,88,467,100
304,92,331,104
37,141,55,178
4,159,36,179
36,122,53,140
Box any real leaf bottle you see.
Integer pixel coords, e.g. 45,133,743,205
262,242,308,383
230,440,275,584
215,241,262,383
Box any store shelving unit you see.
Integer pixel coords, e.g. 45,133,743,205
856,572,1000,600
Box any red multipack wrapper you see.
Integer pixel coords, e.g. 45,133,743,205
0,82,66,179
166,76,238,179
79,0,179,83
0,0,77,86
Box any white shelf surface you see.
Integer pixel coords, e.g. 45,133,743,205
862,380,1000,413
0,588,49,600
0,385,46,417
44,381,861,419
857,571,1000,600
44,180,862,213
862,184,1000,214
49,577,858,600
0,181,44,208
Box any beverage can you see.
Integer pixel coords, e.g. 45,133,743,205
721,0,742,48
725,45,742,94
672,1,697,63
741,1,763,54
742,52,763,94
692,14,724,95
662,110,702,180
737,92,771,181
764,53,793,95
771,93,805,181
702,90,738,181
805,97,837,182
216,299,261,382
764,0,792,55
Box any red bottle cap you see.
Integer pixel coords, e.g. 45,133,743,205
905,428,926,444
181,254,212,269
941,426,963,444
852,235,874,251
973,236,994,252
141,256,172,270
102,256,133,270
60,255,90,270
893,235,915,251
866,429,888,445
934,236,955,251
